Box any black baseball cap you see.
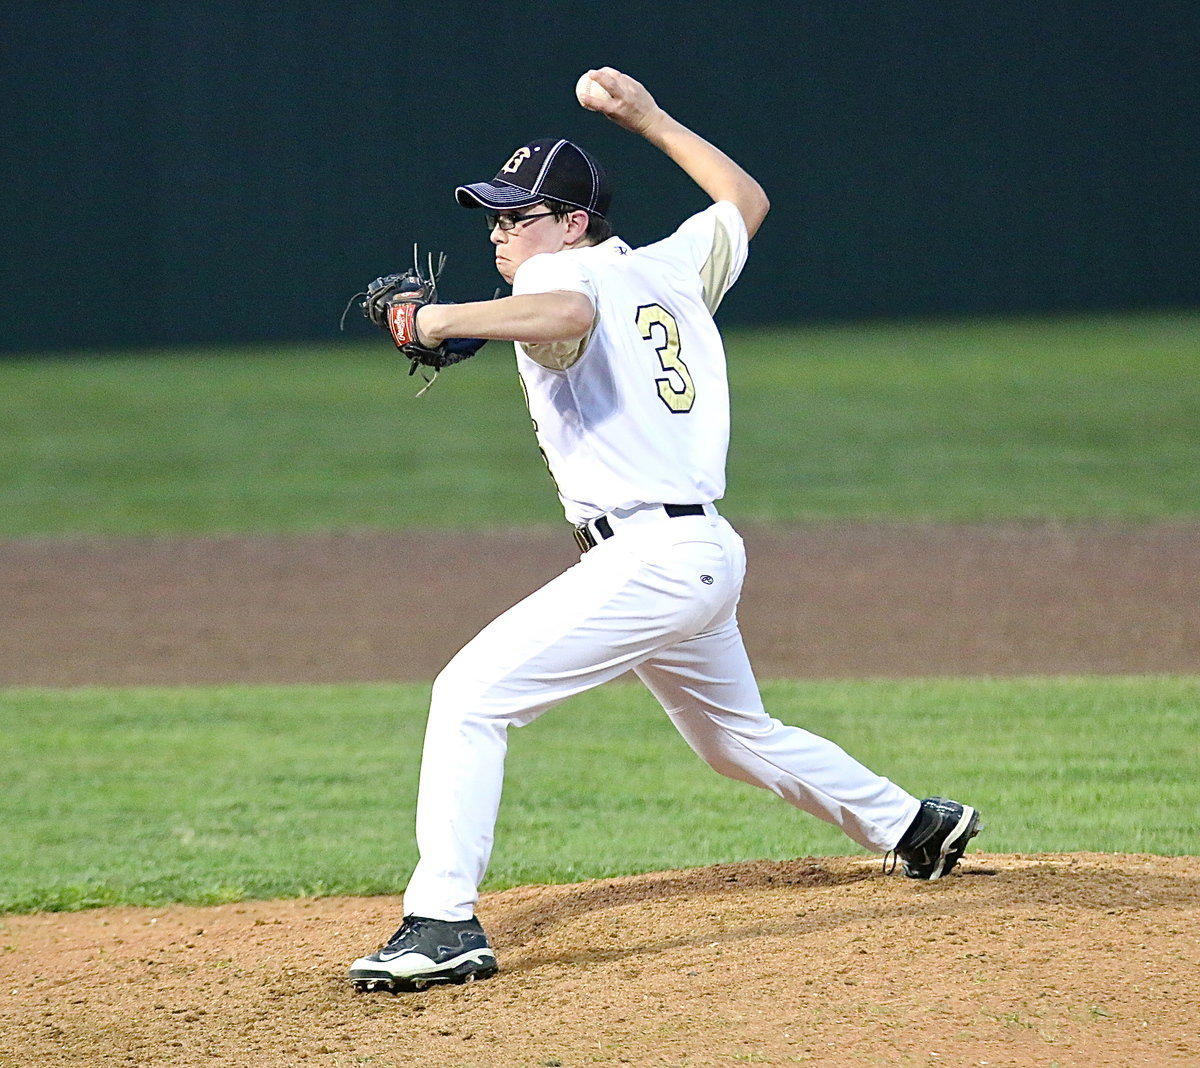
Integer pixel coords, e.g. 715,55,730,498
455,138,612,218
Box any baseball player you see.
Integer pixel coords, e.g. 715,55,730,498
349,67,981,992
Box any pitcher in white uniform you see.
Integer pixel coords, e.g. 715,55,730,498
349,67,981,993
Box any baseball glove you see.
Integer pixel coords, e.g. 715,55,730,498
344,246,487,392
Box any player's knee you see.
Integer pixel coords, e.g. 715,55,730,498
682,731,768,785
430,663,478,717
429,660,512,725
702,749,757,783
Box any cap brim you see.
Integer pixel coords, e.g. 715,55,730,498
454,180,543,210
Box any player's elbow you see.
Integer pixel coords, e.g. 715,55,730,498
740,183,770,239
511,291,595,344
548,292,595,342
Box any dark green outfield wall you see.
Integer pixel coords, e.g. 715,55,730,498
3,3,1198,353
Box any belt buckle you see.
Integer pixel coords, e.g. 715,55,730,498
573,515,615,552
573,524,596,553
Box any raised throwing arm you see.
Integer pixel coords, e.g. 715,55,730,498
581,67,770,239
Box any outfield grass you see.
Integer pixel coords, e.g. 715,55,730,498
3,314,1196,914
2,677,1196,913
1,310,1197,536
728,311,1200,522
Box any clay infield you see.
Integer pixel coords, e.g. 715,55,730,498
2,524,1198,1066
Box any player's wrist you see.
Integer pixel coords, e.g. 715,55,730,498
637,106,677,144
413,304,443,347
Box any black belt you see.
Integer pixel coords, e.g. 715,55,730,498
573,504,706,553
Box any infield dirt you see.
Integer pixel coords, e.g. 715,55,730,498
2,524,1198,1066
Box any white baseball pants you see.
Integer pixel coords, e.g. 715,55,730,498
403,508,920,921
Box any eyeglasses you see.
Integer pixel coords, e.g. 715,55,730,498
486,210,558,232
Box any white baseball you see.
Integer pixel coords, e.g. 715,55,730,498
575,73,612,108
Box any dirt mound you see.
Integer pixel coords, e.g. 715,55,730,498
2,853,1197,1066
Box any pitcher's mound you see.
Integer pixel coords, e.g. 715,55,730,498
3,852,1198,1066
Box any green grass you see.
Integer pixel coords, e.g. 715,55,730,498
729,311,1200,522
2,310,1197,536
3,315,1197,914
2,677,1196,913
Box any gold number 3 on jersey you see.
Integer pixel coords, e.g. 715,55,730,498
636,303,696,414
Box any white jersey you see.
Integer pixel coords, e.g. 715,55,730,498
510,200,749,525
